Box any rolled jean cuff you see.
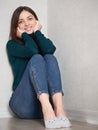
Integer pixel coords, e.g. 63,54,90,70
51,90,64,97
37,90,49,99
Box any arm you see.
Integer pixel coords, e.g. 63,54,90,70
34,31,56,54
7,32,39,58
33,21,56,55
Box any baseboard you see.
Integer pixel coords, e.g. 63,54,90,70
0,111,12,118
66,109,98,125
0,113,12,118
0,109,98,125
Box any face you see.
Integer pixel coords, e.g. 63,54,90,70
18,10,37,34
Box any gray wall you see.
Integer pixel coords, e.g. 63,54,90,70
1,0,98,125
48,0,98,124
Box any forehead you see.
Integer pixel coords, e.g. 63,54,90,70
19,10,34,19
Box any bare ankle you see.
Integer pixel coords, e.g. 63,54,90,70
55,107,67,117
39,93,56,120
42,106,56,120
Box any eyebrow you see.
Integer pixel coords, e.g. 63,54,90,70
19,15,33,21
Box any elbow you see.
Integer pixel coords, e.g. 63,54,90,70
44,46,56,55
50,46,56,54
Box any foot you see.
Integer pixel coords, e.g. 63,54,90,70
42,105,61,128
54,107,72,128
58,117,72,128
39,93,56,120
45,118,60,128
39,93,60,128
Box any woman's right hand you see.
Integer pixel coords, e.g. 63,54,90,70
17,27,25,38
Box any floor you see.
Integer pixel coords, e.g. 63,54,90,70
0,118,98,130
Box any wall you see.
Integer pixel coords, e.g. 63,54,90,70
0,0,48,118
48,0,98,124
1,0,98,125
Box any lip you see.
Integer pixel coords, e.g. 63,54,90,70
26,29,31,32
24,28,33,34
25,26,32,31
25,28,32,31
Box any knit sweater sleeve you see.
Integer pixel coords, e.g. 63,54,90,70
34,31,56,54
6,32,39,58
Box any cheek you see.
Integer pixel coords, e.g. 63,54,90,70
18,24,24,30
32,21,37,27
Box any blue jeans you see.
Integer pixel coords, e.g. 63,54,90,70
9,54,63,119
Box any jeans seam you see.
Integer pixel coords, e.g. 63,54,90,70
31,68,40,97
31,68,49,98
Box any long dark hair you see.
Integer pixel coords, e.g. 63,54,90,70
9,6,38,43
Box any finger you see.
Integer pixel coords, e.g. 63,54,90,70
18,27,25,33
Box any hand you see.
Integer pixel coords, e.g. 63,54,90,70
34,21,42,33
16,27,25,38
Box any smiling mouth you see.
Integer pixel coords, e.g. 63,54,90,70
26,29,31,31
25,27,32,31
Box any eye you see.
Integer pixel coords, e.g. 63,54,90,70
28,17,33,20
18,20,23,24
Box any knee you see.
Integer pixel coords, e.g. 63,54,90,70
32,54,43,59
44,54,56,59
29,54,44,65
44,54,57,62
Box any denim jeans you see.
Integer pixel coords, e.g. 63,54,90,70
9,54,63,119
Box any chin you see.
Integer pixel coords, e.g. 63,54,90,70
26,30,34,34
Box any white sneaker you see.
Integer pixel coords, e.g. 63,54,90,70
58,117,72,128
44,118,60,129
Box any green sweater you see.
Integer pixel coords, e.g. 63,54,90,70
6,31,56,91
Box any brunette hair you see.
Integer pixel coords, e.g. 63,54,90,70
9,6,38,42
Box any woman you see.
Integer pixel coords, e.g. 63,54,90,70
6,6,71,128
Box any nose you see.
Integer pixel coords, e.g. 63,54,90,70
24,20,29,26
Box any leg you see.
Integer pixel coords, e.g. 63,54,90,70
28,54,55,119
29,54,60,128
38,93,55,120
9,58,43,119
52,93,66,117
44,54,71,127
44,54,63,96
44,54,65,116
44,55,65,116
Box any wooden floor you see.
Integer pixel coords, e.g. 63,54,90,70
0,118,98,130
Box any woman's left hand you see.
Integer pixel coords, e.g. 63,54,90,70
34,21,42,33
